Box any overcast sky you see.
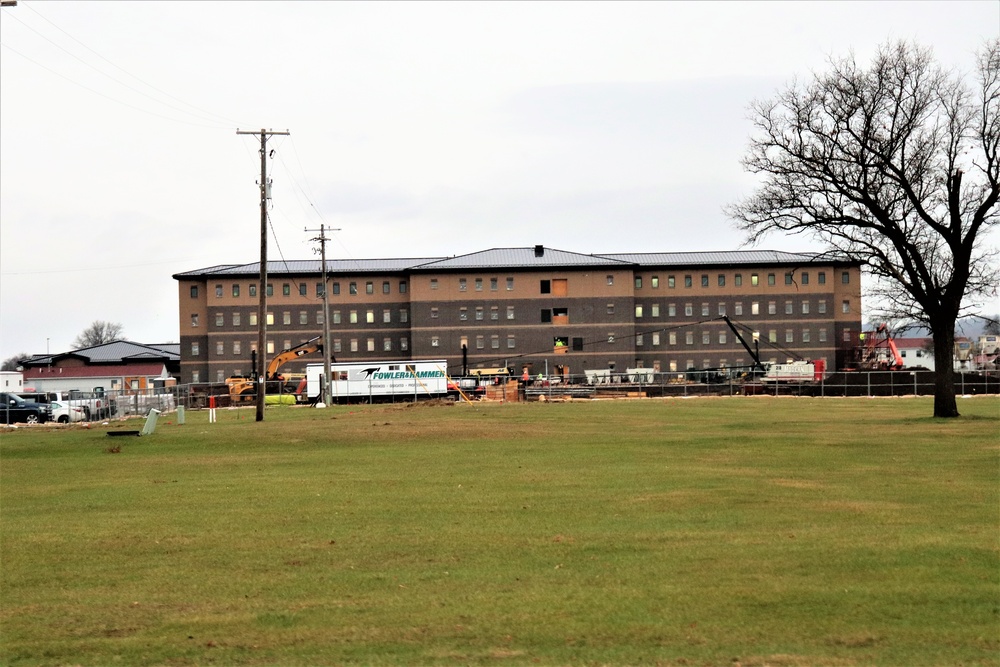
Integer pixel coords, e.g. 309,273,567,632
1,1,997,361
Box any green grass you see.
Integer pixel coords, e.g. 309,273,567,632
1,397,998,666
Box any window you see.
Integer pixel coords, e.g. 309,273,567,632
475,278,483,291
751,274,759,286
734,302,743,316
215,284,223,298
431,307,439,319
786,330,794,343
491,306,499,321
233,284,241,297
785,301,793,315
541,279,551,294
668,303,676,317
818,300,827,314
300,311,308,325
266,284,274,297
540,309,552,323
250,285,257,297
216,369,225,383
490,277,498,291
366,310,375,324
399,281,407,294
349,282,358,295
233,312,241,326
190,285,199,298
366,282,374,295
685,332,694,345
430,278,438,290
382,281,391,295
818,272,826,285
652,332,660,346
383,309,391,323
507,277,514,290
267,340,275,354
333,310,342,324
768,302,776,315
842,300,851,313
767,273,776,286
668,276,676,288
316,310,325,325
190,314,199,327
459,278,468,291
299,283,307,296
685,303,693,316
491,335,499,349
283,311,291,325
718,303,727,316
233,341,241,355
333,282,341,295
266,312,274,325
801,272,809,285
384,338,392,351
400,309,408,323
475,307,484,321
802,329,811,343
283,283,291,296
701,303,709,316
751,302,760,315
785,273,793,285
634,277,642,289
367,338,375,352
316,283,325,297
250,313,258,326
669,332,677,345
651,304,660,317
718,274,726,287
460,307,468,321
350,339,359,352
802,301,810,315
684,275,693,288
476,336,485,350
636,334,644,346
841,271,850,284
769,330,777,343
651,276,659,288
719,331,727,344
191,342,199,356
191,370,200,383
507,306,515,320
734,274,743,287
507,335,516,349
607,275,615,286
333,339,342,353
701,275,709,287
400,338,409,351
635,305,643,318
702,331,710,345
350,310,358,324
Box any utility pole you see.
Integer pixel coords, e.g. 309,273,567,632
236,128,289,422
305,224,340,406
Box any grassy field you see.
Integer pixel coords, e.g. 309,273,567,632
1,396,997,666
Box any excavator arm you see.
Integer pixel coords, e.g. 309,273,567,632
266,336,324,380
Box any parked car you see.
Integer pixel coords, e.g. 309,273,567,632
50,401,86,424
0,392,50,424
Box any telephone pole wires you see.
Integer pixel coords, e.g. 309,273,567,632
305,225,340,406
236,127,289,422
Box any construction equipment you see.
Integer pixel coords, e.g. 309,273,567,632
857,324,904,370
227,336,324,402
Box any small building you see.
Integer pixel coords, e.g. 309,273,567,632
20,341,180,394
0,371,24,392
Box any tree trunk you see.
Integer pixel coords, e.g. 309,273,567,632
931,322,959,418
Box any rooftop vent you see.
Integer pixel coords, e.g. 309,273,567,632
534,245,544,257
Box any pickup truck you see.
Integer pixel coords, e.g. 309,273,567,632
19,391,116,420
1,392,51,424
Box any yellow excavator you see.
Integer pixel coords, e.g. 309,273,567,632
226,336,324,402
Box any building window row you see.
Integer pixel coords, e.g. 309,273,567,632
633,271,847,291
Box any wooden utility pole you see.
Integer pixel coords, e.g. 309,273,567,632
306,224,340,406
236,128,289,422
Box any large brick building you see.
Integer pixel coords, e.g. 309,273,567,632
172,246,862,384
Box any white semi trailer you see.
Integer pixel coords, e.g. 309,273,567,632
305,359,449,403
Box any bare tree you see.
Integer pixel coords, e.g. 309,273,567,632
72,321,126,349
728,40,999,418
1,353,30,371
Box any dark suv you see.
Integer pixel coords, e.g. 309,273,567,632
0,392,50,424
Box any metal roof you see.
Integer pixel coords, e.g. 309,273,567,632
173,247,851,278
23,341,180,366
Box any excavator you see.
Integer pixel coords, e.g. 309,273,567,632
226,336,324,402
857,323,904,370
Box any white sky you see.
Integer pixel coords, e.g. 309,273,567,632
1,1,997,360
